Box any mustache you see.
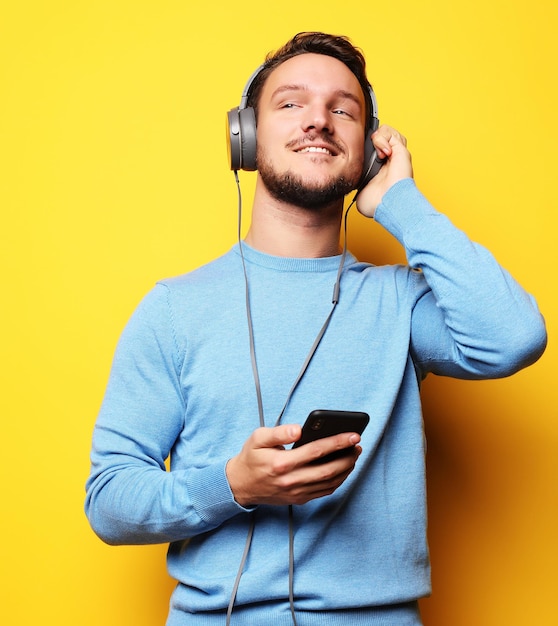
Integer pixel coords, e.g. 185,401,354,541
285,133,344,155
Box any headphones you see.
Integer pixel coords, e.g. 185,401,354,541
226,62,384,192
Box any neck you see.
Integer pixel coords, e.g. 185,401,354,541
245,177,345,258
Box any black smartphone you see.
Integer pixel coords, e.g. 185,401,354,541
292,409,370,464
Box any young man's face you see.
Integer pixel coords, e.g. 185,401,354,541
255,53,367,209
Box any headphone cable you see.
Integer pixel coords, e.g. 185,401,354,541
227,171,355,626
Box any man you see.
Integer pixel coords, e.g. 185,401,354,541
85,32,546,626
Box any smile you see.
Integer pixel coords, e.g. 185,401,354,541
296,146,334,156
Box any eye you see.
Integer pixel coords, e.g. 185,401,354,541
332,107,356,118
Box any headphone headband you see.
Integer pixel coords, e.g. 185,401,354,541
238,64,265,110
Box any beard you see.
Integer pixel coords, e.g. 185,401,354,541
256,144,361,211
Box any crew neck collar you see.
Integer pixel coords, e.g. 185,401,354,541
233,241,356,273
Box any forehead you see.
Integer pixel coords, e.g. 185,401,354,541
260,53,365,108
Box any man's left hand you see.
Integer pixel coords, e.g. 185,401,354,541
356,125,413,218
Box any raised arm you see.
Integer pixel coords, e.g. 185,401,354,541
357,125,546,379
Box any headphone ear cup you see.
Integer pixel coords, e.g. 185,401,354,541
226,106,257,171
238,107,257,171
357,133,384,191
227,107,242,171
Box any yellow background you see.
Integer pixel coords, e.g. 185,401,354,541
1,1,556,624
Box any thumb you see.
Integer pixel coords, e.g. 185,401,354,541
252,424,302,449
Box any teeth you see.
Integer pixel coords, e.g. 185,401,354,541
298,146,332,155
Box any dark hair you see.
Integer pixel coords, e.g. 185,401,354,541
247,32,373,127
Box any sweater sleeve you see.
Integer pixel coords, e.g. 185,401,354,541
374,178,547,379
84,284,251,546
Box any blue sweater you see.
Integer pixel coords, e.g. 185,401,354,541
85,179,546,626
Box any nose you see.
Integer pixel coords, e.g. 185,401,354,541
302,104,332,134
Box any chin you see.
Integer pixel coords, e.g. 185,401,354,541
258,155,360,210
266,172,356,210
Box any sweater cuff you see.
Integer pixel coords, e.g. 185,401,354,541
374,178,438,243
185,461,255,527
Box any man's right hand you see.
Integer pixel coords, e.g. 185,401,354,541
225,424,362,508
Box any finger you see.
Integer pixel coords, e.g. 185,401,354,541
287,459,359,504
292,432,361,466
251,424,302,449
372,125,407,157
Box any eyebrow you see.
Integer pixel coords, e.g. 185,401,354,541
270,84,363,109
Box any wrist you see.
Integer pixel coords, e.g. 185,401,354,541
225,457,256,509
